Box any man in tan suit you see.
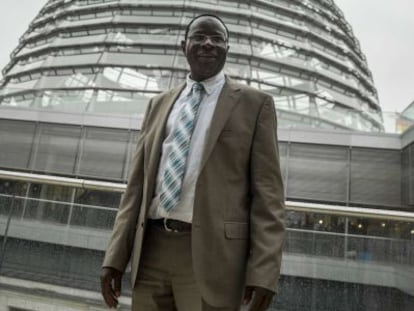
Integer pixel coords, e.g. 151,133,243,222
101,14,285,311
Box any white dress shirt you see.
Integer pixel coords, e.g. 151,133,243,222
147,71,226,223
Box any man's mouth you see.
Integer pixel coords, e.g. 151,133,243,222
197,55,217,63
198,54,216,58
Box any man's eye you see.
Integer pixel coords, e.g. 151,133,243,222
211,36,225,43
192,35,205,41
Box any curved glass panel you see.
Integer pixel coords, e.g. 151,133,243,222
0,0,383,132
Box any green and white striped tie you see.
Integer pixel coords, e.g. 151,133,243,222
160,82,204,212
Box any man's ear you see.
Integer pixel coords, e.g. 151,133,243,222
181,40,186,54
226,45,230,52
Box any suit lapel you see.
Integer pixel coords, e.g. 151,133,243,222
199,79,241,172
151,83,185,148
145,83,185,194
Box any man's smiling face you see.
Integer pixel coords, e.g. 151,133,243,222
181,16,229,81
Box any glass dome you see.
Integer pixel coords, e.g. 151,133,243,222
0,0,383,131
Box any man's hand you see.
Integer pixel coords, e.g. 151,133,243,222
100,267,123,308
243,286,275,311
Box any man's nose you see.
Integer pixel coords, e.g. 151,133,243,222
201,36,214,46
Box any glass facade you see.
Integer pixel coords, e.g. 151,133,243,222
396,101,414,132
0,0,383,131
1,119,411,208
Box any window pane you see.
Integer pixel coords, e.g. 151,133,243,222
350,148,401,206
287,143,348,202
78,127,129,180
74,188,121,208
0,120,35,169
32,124,81,174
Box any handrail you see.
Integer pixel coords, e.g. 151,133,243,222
0,169,125,192
0,193,115,212
286,200,414,222
1,169,414,222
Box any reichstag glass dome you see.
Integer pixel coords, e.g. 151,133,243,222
0,0,383,131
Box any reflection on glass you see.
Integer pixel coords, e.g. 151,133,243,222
78,127,129,179
64,73,95,88
74,189,121,209
70,204,116,229
0,120,35,169
0,180,28,219
36,90,92,112
285,210,414,263
32,124,81,174
0,237,104,290
0,180,28,197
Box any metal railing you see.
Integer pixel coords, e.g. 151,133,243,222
1,169,414,307
1,169,414,222
1,192,413,295
1,193,413,273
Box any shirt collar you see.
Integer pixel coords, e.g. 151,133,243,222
184,71,225,96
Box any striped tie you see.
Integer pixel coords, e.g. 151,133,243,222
160,82,204,213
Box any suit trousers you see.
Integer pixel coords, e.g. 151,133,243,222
132,224,240,311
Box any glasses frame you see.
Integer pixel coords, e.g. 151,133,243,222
188,34,228,45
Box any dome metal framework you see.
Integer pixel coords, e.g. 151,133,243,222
0,0,383,131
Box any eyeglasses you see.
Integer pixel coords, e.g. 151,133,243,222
188,34,227,44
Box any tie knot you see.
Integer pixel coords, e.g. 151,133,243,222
192,82,204,92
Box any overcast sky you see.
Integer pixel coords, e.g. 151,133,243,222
0,0,413,112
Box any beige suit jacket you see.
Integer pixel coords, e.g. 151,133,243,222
102,79,285,307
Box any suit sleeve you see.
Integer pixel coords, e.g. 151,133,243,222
245,95,286,292
102,100,153,272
